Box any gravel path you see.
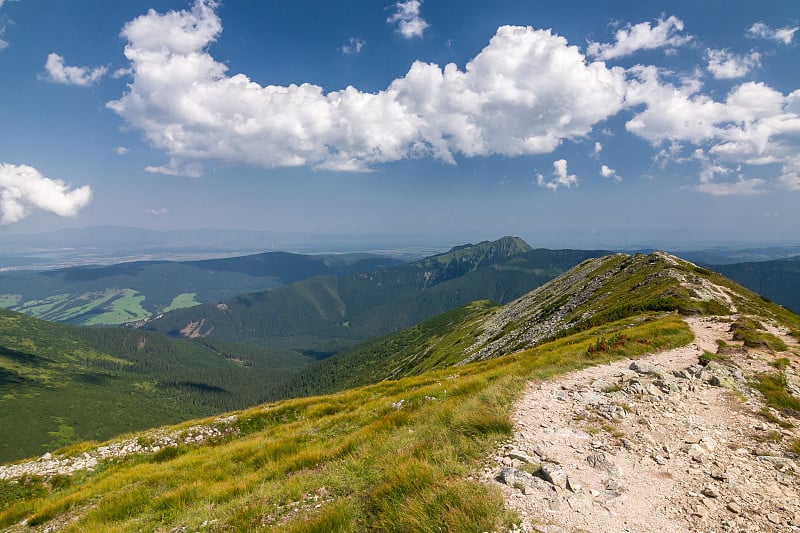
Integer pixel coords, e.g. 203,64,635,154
488,315,800,533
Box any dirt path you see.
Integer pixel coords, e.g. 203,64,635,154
488,316,800,532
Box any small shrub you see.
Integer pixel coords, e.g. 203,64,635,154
789,438,800,456
770,357,791,370
699,352,717,366
150,445,186,463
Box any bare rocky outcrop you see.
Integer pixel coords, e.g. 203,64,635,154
487,315,800,532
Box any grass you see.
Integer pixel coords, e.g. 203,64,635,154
770,357,791,370
730,318,789,352
752,372,800,419
84,289,150,325
0,314,693,531
163,292,202,313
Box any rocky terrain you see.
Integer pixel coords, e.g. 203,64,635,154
489,314,800,532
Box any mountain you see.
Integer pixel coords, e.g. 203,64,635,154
281,251,793,396
705,256,800,313
0,251,402,325
138,237,609,357
0,307,315,463
4,251,798,531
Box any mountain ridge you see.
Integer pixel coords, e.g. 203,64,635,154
2,250,800,531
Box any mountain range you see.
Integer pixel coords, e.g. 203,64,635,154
2,246,798,531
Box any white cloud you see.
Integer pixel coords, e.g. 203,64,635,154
536,159,578,190
114,146,129,155
587,16,693,60
43,53,107,86
340,37,365,55
592,142,602,157
625,69,800,194
600,164,622,182
387,0,429,39
0,4,9,51
107,2,627,175
706,49,760,79
146,207,168,215
693,176,765,196
747,22,798,45
0,163,92,224
145,158,203,178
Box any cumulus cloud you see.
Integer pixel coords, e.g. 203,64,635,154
104,2,800,195
600,164,622,182
0,163,92,224
146,207,169,215
625,67,800,194
591,142,602,157
706,49,760,79
747,22,798,45
587,16,693,60
537,159,578,190
340,37,365,55
43,53,107,86
114,146,129,156
107,1,627,175
387,0,428,39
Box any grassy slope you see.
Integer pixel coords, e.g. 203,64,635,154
0,314,693,532
0,309,312,463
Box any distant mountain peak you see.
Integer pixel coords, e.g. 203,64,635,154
421,236,533,268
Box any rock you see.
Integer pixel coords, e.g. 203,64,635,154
767,512,782,525
508,450,535,464
499,467,551,494
630,360,666,378
726,502,742,514
566,477,582,493
567,492,593,511
652,454,668,466
710,469,728,481
586,452,617,474
702,485,720,498
539,462,568,489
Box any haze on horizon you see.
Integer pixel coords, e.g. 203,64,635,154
0,0,798,249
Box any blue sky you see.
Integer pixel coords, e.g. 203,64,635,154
0,0,798,248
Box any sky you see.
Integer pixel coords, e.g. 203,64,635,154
0,0,798,249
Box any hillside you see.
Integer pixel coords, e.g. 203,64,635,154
708,256,800,313
0,308,313,463
0,251,402,325
3,252,799,531
280,252,739,396
139,238,608,358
